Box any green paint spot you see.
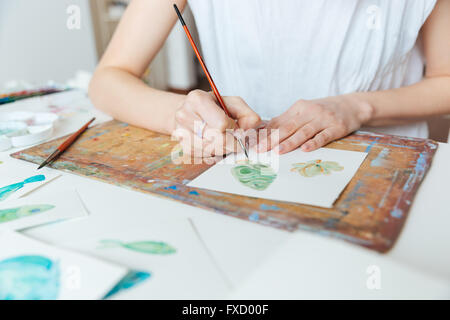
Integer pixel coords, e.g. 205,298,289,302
231,162,277,191
0,204,55,224
291,160,344,177
98,240,176,255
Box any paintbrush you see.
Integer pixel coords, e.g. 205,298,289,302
37,117,96,170
173,4,249,160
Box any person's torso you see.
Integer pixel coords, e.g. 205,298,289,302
188,0,436,138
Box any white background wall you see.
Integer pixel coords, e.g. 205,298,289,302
0,0,98,85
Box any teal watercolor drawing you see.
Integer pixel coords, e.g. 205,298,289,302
0,175,46,202
99,240,177,255
291,160,344,177
231,162,277,191
104,270,151,299
0,255,60,300
0,204,55,224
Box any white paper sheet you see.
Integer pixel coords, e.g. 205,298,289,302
0,168,60,203
0,189,87,231
188,148,368,208
230,232,450,299
0,231,127,300
190,214,290,288
61,217,231,299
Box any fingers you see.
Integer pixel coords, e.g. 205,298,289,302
301,127,344,152
175,90,233,134
192,90,237,132
256,99,352,154
175,126,238,159
174,90,261,158
223,96,261,130
277,121,325,154
257,117,311,153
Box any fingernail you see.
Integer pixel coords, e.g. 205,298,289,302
278,145,284,154
301,145,309,152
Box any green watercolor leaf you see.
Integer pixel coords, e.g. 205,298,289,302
122,241,177,255
99,239,177,255
231,163,277,191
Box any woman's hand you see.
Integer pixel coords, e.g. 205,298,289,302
257,94,373,154
173,90,261,158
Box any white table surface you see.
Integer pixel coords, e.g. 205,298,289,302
1,90,449,299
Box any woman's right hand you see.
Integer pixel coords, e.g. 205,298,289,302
173,90,261,158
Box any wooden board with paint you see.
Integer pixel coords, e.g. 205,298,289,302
11,120,438,253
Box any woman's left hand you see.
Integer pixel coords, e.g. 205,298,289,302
257,94,374,154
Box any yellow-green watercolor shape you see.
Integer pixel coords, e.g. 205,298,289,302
231,162,277,191
291,159,344,177
99,240,177,255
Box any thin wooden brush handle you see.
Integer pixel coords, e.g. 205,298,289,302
174,4,232,118
57,117,95,152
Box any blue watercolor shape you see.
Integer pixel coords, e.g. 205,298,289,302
104,270,151,299
0,255,60,300
188,190,200,196
0,175,46,202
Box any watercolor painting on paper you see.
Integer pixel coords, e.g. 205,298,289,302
98,240,177,255
0,204,55,224
188,148,367,208
0,190,86,231
104,270,151,299
231,162,277,191
0,175,45,202
61,218,229,299
0,170,60,203
0,255,60,300
291,160,344,177
0,232,127,300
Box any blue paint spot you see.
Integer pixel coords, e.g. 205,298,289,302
104,270,150,299
260,204,280,211
24,175,46,183
371,148,389,167
391,209,403,219
342,180,365,205
0,175,46,202
402,173,415,192
249,212,259,222
164,185,177,191
367,205,374,213
188,191,199,196
414,153,427,174
365,138,380,153
0,255,60,300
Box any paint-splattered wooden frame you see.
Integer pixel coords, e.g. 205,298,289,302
11,121,438,253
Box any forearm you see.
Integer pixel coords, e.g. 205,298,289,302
89,66,185,135
351,76,450,126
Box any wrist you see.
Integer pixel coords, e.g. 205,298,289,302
169,93,187,135
346,93,375,125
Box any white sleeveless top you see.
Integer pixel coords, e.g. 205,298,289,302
188,0,436,138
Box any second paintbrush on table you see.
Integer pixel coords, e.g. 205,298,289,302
37,117,96,170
